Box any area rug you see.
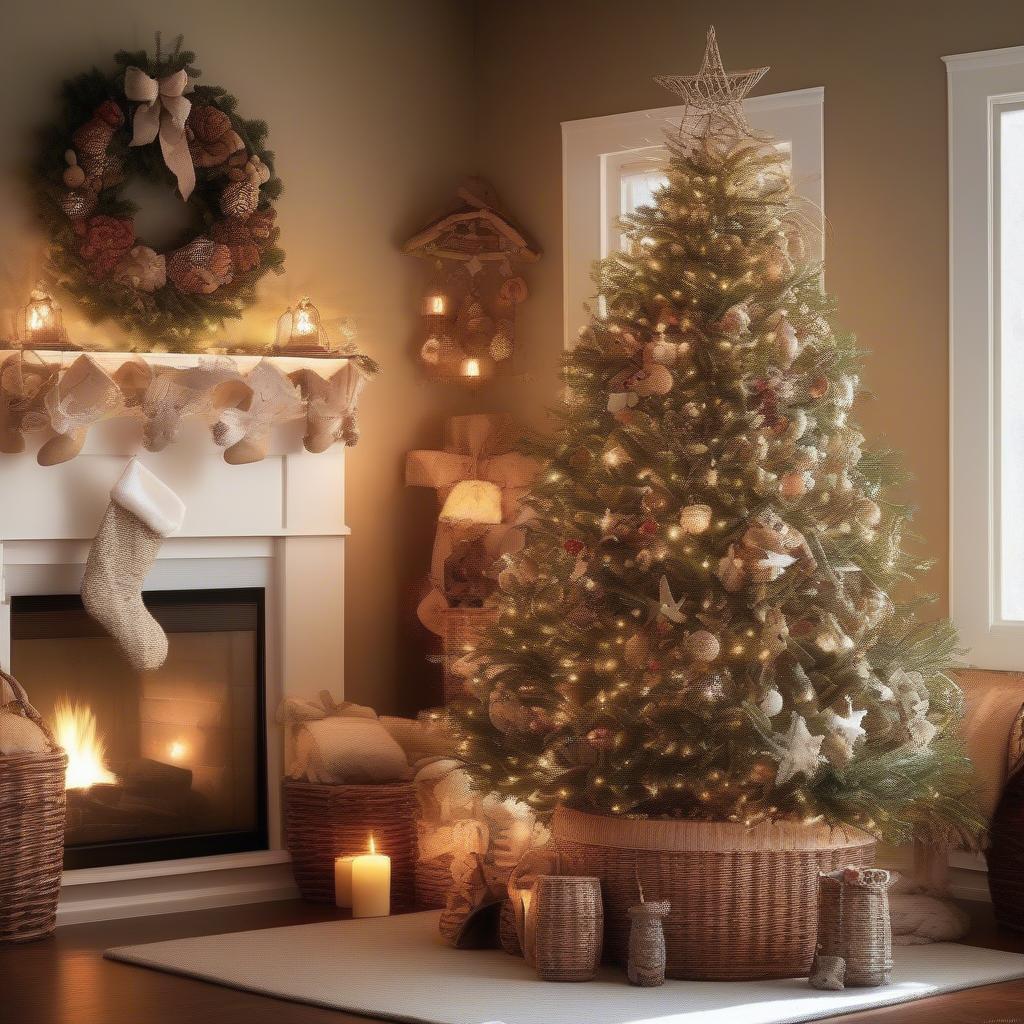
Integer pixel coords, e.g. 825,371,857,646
106,910,1024,1024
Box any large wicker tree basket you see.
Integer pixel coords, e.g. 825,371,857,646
0,670,67,943
549,806,875,980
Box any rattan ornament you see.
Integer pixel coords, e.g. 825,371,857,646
810,867,894,990
628,884,670,987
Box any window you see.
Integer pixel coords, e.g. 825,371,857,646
947,45,1024,669
562,87,824,346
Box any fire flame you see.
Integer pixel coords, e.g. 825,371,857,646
369,834,376,855
53,699,115,790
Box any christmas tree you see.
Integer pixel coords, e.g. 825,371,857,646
451,29,980,846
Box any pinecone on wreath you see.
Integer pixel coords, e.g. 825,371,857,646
220,180,259,220
71,100,124,157
77,214,135,278
187,105,244,168
210,218,261,273
167,237,233,294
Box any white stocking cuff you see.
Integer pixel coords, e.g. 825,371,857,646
112,458,185,537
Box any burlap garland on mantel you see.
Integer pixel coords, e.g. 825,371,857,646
0,349,374,465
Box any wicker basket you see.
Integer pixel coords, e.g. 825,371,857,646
0,670,67,943
549,806,875,980
283,780,417,908
415,851,453,909
987,762,1024,929
442,607,497,704
814,868,893,987
528,874,604,981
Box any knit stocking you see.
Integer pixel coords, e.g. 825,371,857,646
81,459,185,673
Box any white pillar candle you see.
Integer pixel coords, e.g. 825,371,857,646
334,855,356,909
352,836,391,918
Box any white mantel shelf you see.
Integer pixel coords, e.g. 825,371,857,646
0,425,349,924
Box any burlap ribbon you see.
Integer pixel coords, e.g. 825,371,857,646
124,66,195,201
406,414,537,634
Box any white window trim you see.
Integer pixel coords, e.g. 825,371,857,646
946,44,1024,670
561,87,824,349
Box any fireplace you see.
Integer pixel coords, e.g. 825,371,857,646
10,588,268,870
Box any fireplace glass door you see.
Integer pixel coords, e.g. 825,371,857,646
10,588,268,869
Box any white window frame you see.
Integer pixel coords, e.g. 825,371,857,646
561,87,825,348
947,45,1024,670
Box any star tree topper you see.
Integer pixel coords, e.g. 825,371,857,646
655,27,769,140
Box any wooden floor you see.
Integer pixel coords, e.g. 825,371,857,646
3,899,1024,1023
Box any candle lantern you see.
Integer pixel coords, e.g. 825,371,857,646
459,353,494,384
421,283,452,319
17,287,72,349
270,296,331,356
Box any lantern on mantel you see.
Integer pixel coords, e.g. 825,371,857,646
269,296,332,356
16,287,73,350
404,177,540,385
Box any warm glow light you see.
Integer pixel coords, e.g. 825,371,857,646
368,834,377,855
294,309,315,335
168,740,188,761
28,306,49,330
427,294,446,315
463,357,481,378
53,699,115,790
439,479,503,524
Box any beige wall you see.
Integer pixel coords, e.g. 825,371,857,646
8,1,1024,715
474,0,1024,617
0,0,479,714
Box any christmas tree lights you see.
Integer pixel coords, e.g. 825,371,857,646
449,30,981,847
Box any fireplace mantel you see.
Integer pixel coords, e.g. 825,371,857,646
0,426,349,923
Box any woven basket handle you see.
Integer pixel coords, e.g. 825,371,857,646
0,667,59,750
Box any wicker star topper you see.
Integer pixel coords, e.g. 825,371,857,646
655,27,768,141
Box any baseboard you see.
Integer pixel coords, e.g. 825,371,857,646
57,855,299,926
879,845,992,903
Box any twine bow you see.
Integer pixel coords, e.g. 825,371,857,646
124,66,196,200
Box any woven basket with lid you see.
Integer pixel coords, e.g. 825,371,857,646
0,669,67,943
549,806,875,980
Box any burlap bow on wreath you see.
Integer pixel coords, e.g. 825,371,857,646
406,414,537,635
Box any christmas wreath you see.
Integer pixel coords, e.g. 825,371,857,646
35,36,285,352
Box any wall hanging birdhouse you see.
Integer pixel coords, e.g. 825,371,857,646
404,177,540,385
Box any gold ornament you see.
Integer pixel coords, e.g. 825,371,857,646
780,470,812,499
678,503,712,534
684,629,720,662
852,496,881,527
